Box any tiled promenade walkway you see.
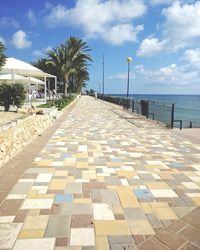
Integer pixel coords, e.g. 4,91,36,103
0,96,200,249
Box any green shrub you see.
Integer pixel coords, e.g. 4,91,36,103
54,96,74,110
12,83,26,108
37,96,74,110
0,83,26,111
0,83,13,111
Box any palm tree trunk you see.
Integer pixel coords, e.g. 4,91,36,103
64,81,68,96
64,75,68,97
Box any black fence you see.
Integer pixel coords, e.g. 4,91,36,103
98,94,174,128
174,107,200,128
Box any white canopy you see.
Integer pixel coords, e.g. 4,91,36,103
27,76,45,85
0,73,28,83
0,74,45,85
0,57,48,77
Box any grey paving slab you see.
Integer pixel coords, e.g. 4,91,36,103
62,204,93,215
10,182,33,194
45,215,70,237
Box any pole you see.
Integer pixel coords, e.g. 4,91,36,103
171,103,175,129
99,81,101,94
102,54,104,101
44,76,47,104
127,62,130,98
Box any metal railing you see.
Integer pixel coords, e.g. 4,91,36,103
175,107,200,128
98,94,200,129
98,95,174,128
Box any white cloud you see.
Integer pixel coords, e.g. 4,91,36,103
183,49,200,63
0,17,19,28
32,46,52,58
103,24,143,45
0,36,6,45
11,30,32,49
162,1,200,43
109,72,135,80
137,63,200,86
137,37,167,57
27,10,37,25
135,64,145,72
137,1,200,57
43,0,146,45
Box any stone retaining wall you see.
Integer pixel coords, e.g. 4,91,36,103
0,114,52,167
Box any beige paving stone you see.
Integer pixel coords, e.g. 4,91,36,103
113,205,124,214
54,171,68,177
38,160,52,167
107,162,122,167
49,179,67,190
192,197,200,205
140,203,153,214
117,189,140,207
23,215,49,230
67,176,75,182
74,198,92,204
13,238,55,250
18,229,45,239
117,170,137,178
77,162,89,168
95,220,131,236
96,236,109,250
153,207,178,220
145,182,170,189
150,202,169,208
128,219,155,235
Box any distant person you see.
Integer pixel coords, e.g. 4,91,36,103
94,91,97,100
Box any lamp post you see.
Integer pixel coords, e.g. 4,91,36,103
126,57,132,98
102,54,105,100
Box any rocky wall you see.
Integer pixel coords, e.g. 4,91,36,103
0,114,51,167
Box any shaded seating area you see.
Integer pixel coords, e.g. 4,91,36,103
0,57,57,105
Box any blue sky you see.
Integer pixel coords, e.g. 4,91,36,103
0,0,200,94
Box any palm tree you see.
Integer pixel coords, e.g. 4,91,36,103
46,37,92,96
0,42,6,70
75,67,90,93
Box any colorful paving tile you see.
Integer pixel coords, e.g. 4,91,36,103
1,96,200,249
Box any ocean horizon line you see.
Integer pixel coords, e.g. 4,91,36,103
106,93,200,96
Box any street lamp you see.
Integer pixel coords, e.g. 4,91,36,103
126,56,132,98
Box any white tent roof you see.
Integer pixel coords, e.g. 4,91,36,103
0,73,28,83
0,74,45,85
27,76,45,85
0,57,48,77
